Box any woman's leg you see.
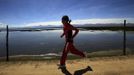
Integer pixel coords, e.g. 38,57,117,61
60,42,69,65
68,42,85,57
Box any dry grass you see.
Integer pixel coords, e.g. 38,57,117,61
0,55,134,75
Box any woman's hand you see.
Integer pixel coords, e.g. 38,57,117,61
72,28,79,38
61,29,66,38
60,35,64,38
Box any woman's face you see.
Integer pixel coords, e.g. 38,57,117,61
62,20,67,25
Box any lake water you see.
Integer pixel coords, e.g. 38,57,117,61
0,30,134,57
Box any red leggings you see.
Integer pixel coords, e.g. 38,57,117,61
60,42,85,65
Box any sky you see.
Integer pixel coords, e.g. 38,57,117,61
0,0,134,26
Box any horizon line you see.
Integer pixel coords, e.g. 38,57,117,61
0,18,134,27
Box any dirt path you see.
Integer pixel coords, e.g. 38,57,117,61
0,55,134,75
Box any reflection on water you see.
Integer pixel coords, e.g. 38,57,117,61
0,30,134,57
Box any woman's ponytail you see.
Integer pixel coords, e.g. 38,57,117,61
69,20,71,24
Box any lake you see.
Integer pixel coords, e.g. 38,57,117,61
0,30,134,57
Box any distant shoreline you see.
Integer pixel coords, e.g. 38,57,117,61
0,50,133,61
0,26,134,32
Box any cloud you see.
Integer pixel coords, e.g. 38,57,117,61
0,23,2,25
25,21,62,26
24,18,134,26
0,22,7,26
0,23,7,28
72,18,134,24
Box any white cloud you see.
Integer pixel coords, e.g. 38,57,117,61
24,18,134,27
0,23,7,27
0,23,4,25
25,21,62,27
72,18,134,24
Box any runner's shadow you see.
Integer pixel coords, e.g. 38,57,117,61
60,67,72,75
60,66,93,75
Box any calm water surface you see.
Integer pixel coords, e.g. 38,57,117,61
0,30,134,57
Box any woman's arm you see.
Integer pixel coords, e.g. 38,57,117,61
70,25,79,38
72,27,79,38
60,33,65,38
60,29,65,38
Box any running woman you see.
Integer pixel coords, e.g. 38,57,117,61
58,15,86,68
